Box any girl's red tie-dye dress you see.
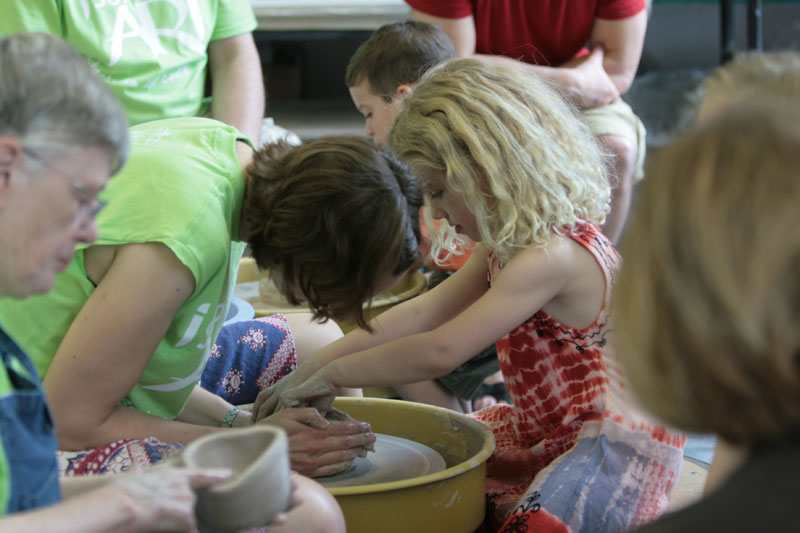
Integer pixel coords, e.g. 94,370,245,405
473,224,685,532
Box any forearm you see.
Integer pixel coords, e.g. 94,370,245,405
1,485,138,533
60,476,112,500
175,384,252,428
57,403,223,450
292,295,432,381
209,34,265,143
323,332,460,391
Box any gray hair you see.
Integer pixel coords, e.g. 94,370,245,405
0,32,129,173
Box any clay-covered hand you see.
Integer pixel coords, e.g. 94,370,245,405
560,47,620,110
259,407,376,477
252,366,315,422
104,466,231,532
279,373,339,415
323,407,375,455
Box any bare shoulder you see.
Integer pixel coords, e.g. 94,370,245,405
485,236,580,322
91,242,196,299
498,233,582,289
533,234,606,329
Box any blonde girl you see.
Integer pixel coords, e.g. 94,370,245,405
254,58,684,531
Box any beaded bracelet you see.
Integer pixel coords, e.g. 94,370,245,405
221,406,242,428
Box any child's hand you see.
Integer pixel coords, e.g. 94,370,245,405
252,366,317,422
280,375,338,414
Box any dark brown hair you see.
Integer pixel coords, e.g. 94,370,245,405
243,136,422,330
345,19,457,100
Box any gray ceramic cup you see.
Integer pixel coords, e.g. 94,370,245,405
179,425,291,532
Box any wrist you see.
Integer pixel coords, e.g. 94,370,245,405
220,406,253,428
232,408,253,428
220,406,242,428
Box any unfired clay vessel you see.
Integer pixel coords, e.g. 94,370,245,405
179,425,291,532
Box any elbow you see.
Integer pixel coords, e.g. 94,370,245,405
615,76,635,96
55,423,97,451
49,403,111,450
425,341,464,378
608,66,638,96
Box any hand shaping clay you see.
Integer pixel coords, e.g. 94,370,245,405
317,433,447,488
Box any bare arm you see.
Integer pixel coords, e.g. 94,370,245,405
322,246,492,364
44,241,371,475
409,10,476,57
279,237,591,412
208,33,265,143
1,468,230,532
320,242,572,389
43,242,224,449
253,246,491,419
175,384,252,428
589,11,648,95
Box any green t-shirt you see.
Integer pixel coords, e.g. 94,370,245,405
0,117,250,419
0,0,257,125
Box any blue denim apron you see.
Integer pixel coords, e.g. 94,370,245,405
0,327,61,513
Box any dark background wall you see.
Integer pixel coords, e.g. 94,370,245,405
254,2,800,103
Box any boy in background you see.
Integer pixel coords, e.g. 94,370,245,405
345,19,508,411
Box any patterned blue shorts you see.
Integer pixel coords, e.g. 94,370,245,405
200,314,296,406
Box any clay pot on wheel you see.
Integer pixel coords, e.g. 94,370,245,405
178,425,291,532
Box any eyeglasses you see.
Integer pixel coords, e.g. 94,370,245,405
22,147,108,220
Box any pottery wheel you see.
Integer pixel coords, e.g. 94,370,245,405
316,433,446,488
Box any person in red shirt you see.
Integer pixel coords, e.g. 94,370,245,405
407,0,649,244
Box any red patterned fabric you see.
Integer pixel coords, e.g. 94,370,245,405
472,224,684,532
57,438,183,476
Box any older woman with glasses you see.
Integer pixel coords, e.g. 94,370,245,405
0,31,232,531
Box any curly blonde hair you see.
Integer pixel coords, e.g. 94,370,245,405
387,58,609,264
614,103,800,447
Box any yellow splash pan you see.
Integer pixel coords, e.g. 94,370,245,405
328,397,495,533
